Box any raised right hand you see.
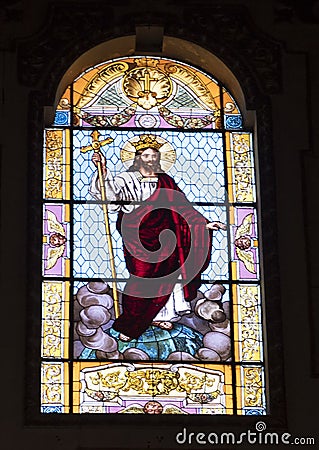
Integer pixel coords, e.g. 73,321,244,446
92,151,107,176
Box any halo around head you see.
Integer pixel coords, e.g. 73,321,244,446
120,134,176,172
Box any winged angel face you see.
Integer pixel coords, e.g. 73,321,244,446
234,213,256,274
45,210,67,270
49,232,67,247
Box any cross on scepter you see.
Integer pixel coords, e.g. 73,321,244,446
81,131,121,319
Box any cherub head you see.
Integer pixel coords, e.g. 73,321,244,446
143,400,163,415
49,232,67,248
234,236,251,251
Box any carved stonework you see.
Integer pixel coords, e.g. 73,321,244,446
179,6,282,103
274,0,319,24
0,0,23,23
17,2,282,107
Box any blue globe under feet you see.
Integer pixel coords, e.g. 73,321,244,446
79,323,203,360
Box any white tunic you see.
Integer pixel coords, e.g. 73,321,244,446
89,170,157,212
89,169,191,321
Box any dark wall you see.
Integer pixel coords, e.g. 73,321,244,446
1,0,318,449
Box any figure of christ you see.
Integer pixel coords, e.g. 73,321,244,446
90,136,226,342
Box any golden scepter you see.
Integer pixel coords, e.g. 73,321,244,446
81,131,120,318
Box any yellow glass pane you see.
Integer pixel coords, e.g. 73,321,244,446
226,132,255,203
73,67,102,106
231,261,237,279
236,365,265,414
44,129,70,200
234,285,262,362
41,362,69,413
223,88,240,114
232,285,240,361
243,366,263,408
236,366,243,413
41,281,70,359
56,86,71,110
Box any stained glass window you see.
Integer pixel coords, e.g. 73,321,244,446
42,56,266,415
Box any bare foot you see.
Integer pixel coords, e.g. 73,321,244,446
119,333,133,342
152,321,174,331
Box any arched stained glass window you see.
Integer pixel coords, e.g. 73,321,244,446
41,56,265,415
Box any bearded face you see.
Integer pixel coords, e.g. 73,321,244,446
129,147,162,172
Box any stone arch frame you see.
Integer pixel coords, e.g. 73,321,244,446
21,1,286,429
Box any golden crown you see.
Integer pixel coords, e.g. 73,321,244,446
131,134,164,152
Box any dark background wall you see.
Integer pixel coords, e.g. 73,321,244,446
1,0,318,449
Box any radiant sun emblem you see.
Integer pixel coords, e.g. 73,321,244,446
122,67,173,110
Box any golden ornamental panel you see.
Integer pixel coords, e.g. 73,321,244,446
41,362,69,412
83,364,222,398
238,285,262,361
42,281,69,358
228,132,255,203
41,362,63,404
75,363,230,414
243,366,264,408
44,129,69,199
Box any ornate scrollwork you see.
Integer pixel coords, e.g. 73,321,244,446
89,370,127,391
42,282,64,358
44,130,64,199
239,286,261,361
243,367,263,407
231,133,255,202
81,364,224,408
41,362,63,404
123,369,179,395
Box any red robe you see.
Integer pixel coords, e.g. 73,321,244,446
112,173,212,338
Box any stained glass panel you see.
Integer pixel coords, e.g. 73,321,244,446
73,129,225,202
230,206,259,280
54,86,71,126
58,57,222,130
41,281,70,359
72,204,228,281
41,362,69,413
43,204,70,277
236,365,266,415
73,362,233,415
233,284,263,362
73,277,233,362
226,131,256,203
41,55,266,415
43,129,70,200
223,87,243,130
